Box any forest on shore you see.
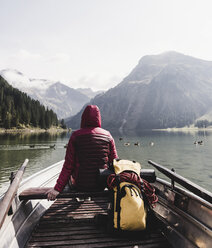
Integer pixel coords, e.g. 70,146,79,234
0,76,65,130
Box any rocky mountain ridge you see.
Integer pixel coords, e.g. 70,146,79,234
67,51,212,132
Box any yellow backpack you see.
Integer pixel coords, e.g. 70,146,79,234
108,159,147,231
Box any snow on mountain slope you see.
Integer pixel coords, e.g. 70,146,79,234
0,69,54,91
0,69,90,119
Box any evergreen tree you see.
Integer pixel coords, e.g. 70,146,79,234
61,119,67,129
0,76,59,129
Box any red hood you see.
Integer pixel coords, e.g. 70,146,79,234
80,105,101,128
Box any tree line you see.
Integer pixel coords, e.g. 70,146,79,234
195,119,212,128
0,76,62,129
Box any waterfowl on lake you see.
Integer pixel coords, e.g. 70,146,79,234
119,137,123,141
134,142,140,146
49,144,56,149
124,142,130,146
149,142,154,146
194,140,203,145
29,145,35,148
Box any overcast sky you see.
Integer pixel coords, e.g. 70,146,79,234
1,0,212,91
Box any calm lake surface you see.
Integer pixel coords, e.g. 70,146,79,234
0,130,211,195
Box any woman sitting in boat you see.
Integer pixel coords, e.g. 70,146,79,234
47,105,118,200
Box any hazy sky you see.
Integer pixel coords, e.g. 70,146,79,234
1,0,212,90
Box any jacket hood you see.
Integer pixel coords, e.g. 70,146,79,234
80,105,101,128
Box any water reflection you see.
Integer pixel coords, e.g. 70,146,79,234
0,132,70,194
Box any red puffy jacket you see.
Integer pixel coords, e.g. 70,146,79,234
54,105,118,192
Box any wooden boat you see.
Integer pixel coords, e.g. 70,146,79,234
0,159,211,248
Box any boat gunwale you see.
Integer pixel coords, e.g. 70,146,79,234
149,160,212,205
19,160,64,189
155,177,212,209
153,178,212,248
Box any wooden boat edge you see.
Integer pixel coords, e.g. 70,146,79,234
0,160,211,248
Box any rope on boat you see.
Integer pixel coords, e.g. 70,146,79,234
107,171,158,208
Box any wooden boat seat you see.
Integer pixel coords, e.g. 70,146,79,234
19,187,110,201
19,169,156,201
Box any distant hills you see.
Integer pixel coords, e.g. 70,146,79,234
68,51,212,131
0,69,101,119
0,76,59,129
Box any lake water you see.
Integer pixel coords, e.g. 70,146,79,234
0,130,211,195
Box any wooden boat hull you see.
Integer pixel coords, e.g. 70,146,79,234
152,178,212,248
0,160,211,248
0,161,64,248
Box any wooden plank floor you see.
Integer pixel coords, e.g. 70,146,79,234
26,195,172,248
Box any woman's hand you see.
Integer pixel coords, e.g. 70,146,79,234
47,188,59,201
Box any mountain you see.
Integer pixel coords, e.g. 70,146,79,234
0,69,91,119
76,88,104,98
67,51,212,132
0,76,58,129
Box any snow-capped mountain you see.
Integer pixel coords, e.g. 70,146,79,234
0,69,90,119
0,69,54,90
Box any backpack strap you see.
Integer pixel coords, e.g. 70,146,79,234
120,184,142,198
115,174,121,230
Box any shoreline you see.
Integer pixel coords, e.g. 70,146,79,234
153,126,212,132
0,127,69,134
2,126,212,134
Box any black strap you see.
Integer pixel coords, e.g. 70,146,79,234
120,184,142,198
114,175,121,230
